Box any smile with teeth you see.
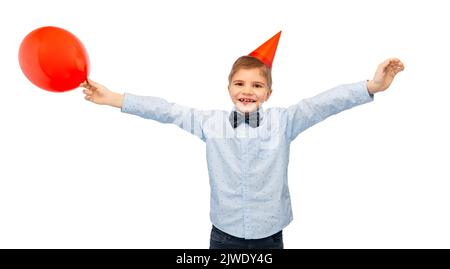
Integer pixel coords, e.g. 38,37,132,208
238,98,256,104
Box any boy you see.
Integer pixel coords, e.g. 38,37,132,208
81,32,404,249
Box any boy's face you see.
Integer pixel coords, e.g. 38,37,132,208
228,68,272,113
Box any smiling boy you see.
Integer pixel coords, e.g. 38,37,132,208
81,32,404,249
228,60,272,113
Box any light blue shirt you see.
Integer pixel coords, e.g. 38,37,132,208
121,80,374,239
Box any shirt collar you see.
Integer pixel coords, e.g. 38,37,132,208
230,105,264,118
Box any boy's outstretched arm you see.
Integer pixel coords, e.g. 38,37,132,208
80,80,207,141
286,58,405,141
367,58,405,94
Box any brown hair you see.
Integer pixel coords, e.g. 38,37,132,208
228,56,272,90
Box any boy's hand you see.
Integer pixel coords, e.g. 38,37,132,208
80,79,124,108
367,58,405,94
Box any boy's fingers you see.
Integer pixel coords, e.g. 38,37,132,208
389,58,404,68
80,82,94,89
381,58,402,68
384,61,404,73
380,59,392,70
87,79,99,87
390,62,404,71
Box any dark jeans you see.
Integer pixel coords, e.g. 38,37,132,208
209,226,283,249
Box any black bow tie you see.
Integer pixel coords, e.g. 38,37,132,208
229,111,260,128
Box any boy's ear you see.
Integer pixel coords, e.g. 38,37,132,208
265,89,273,101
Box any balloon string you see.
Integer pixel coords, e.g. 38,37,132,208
85,77,92,89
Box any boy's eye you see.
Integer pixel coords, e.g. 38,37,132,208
235,82,244,86
253,84,263,88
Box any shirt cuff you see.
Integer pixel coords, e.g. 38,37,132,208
120,93,139,114
365,80,375,99
357,80,375,103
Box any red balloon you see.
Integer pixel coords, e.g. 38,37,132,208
18,26,90,92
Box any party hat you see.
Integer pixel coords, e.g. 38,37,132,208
249,31,281,69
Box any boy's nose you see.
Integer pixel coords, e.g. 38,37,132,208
242,87,253,94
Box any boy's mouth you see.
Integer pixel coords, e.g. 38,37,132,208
238,98,256,105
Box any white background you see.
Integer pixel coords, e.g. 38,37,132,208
1,0,449,249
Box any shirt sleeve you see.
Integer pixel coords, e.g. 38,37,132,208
286,80,374,141
121,93,206,141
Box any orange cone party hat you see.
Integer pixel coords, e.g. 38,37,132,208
249,31,281,69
